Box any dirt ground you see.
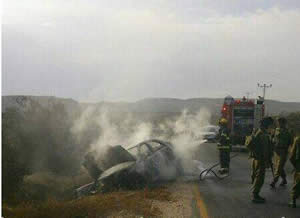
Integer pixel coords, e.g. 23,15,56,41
151,182,195,218
3,180,198,218
108,181,197,218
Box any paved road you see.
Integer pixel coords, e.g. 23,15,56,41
190,142,300,218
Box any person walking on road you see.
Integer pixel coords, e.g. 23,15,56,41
248,128,258,184
288,136,300,208
217,118,231,175
270,117,293,188
247,117,274,203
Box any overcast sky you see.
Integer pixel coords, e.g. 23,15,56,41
2,0,300,102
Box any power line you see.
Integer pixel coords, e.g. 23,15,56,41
245,91,252,100
257,83,272,100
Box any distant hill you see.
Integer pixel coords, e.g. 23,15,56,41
2,96,300,116
2,96,80,116
263,100,300,115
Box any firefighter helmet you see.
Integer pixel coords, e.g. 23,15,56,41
219,118,228,125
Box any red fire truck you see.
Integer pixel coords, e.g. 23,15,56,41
220,95,265,145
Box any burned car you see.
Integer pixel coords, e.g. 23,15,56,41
76,139,182,197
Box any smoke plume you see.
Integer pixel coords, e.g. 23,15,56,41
72,106,212,164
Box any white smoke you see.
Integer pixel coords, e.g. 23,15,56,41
165,108,211,158
71,106,97,137
72,106,212,164
71,106,155,155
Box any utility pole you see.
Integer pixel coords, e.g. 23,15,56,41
245,92,251,100
257,83,272,99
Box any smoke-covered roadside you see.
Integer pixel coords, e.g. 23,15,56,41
2,98,212,203
71,106,155,158
72,106,212,175
162,109,211,175
161,109,211,157
2,101,86,203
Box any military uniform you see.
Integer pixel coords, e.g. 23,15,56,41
249,128,273,202
289,137,300,208
248,129,258,184
270,127,292,187
217,126,231,174
250,158,255,184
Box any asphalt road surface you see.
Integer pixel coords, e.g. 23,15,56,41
190,142,300,218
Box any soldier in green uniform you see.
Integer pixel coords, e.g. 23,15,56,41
270,117,293,188
248,117,274,203
217,118,231,174
248,128,258,184
289,136,300,208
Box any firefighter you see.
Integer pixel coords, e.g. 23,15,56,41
270,117,293,188
249,117,274,203
217,118,231,174
288,136,300,208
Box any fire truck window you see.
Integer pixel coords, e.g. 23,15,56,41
233,109,254,117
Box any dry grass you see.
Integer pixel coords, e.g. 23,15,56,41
3,186,174,218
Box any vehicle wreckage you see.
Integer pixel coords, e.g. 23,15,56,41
76,139,183,197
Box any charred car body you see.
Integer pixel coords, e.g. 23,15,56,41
76,139,182,197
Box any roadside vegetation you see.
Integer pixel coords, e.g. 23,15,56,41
285,112,300,136
274,111,300,136
2,186,172,218
2,102,86,205
2,100,175,217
